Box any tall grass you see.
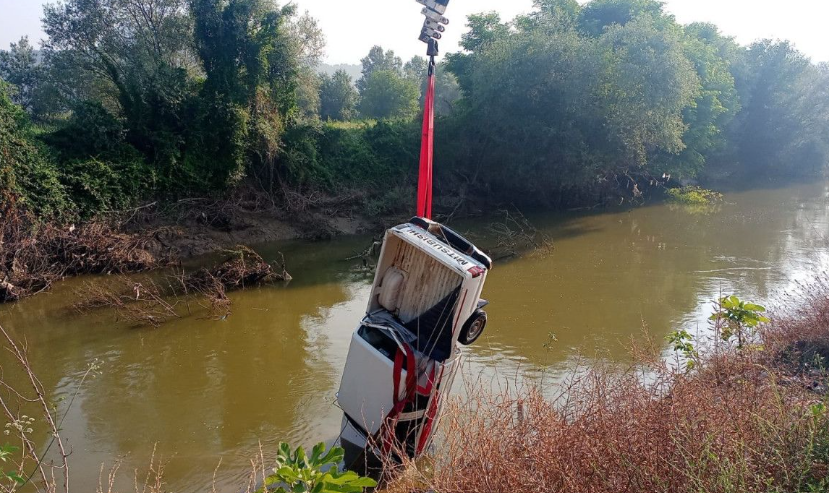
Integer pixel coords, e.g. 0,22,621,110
385,282,829,493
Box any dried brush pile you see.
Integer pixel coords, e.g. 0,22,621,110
187,246,289,292
76,246,290,327
1,200,165,302
385,282,829,493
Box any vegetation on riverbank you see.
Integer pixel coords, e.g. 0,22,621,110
2,0,827,303
666,186,724,206
75,245,290,327
385,281,829,493
2,0,828,223
0,200,165,302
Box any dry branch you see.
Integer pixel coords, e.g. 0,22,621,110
487,207,554,261
75,246,290,327
1,199,167,303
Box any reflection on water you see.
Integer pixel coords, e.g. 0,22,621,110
1,182,827,492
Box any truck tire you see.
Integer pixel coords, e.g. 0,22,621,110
459,309,487,346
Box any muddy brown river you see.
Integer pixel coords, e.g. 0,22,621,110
2,181,828,492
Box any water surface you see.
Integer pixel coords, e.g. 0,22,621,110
2,181,827,492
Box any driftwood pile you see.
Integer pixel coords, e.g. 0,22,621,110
1,201,164,302
487,208,554,261
76,246,290,327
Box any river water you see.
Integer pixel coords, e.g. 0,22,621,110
1,181,828,492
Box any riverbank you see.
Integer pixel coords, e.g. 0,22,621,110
0,194,378,302
384,281,829,493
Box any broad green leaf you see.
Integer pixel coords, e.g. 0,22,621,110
279,443,292,461
265,475,283,486
743,303,766,312
296,446,307,467
277,467,300,482
323,471,358,485
309,442,326,467
346,477,377,487
317,447,345,467
321,484,363,493
6,471,25,485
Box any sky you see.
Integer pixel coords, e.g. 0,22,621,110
1,0,827,65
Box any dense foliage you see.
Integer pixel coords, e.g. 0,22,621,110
439,0,829,206
1,0,827,220
319,70,358,121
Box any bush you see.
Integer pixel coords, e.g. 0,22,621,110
0,82,69,218
43,101,127,159
316,120,418,190
39,100,156,216
666,186,723,205
61,155,152,217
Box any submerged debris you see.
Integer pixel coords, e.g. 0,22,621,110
487,208,554,261
188,246,290,290
75,246,290,327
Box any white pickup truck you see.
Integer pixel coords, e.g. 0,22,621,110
337,217,492,462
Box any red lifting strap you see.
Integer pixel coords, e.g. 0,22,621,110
417,62,436,219
392,343,417,410
416,365,445,455
383,342,417,452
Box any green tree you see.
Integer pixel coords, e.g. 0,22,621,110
659,23,739,179
445,19,605,202
404,55,427,85
289,11,326,121
357,46,403,94
578,0,666,36
296,69,321,121
0,82,68,216
433,66,462,115
191,0,300,188
598,17,700,169
319,70,358,121
357,69,419,120
515,0,581,34
441,0,702,206
43,0,196,182
446,12,510,101
403,57,460,115
0,37,43,113
729,40,819,175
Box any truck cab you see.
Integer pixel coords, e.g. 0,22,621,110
337,217,491,461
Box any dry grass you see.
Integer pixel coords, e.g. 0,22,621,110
384,283,829,493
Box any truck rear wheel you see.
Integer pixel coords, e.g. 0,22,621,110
459,310,487,346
